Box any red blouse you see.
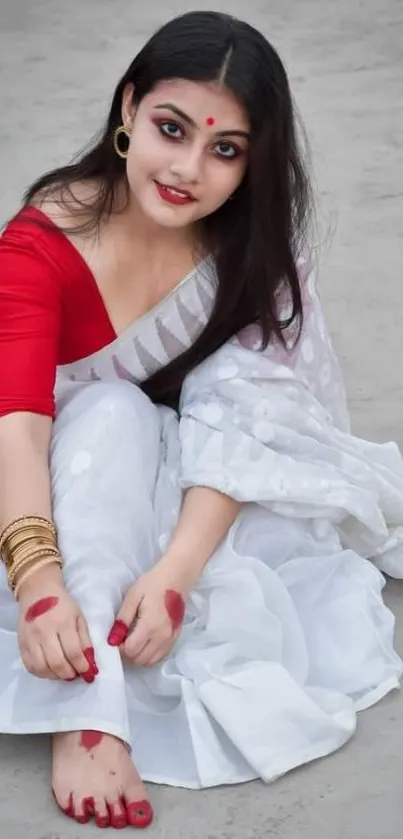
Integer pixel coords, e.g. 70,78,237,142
0,207,116,418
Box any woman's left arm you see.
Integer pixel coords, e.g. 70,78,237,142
158,485,241,588
107,487,241,666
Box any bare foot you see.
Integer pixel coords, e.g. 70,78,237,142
52,730,153,828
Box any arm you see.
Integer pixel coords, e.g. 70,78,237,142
157,486,241,589
0,226,95,681
108,487,241,666
0,411,63,595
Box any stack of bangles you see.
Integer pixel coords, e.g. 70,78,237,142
0,516,63,599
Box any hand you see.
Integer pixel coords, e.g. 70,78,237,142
17,564,98,682
107,568,188,668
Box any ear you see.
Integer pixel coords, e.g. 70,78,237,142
121,82,137,128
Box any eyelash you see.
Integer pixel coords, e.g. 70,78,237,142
154,119,242,160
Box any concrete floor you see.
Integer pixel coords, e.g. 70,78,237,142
0,0,402,836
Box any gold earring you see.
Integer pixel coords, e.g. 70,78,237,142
113,125,131,159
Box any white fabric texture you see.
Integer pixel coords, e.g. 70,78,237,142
0,259,402,788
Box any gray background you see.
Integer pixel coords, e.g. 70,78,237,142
0,0,402,836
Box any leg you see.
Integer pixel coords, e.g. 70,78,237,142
49,382,161,826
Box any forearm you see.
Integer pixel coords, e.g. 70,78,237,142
158,485,241,588
0,413,53,524
0,413,63,594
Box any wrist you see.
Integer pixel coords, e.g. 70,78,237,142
16,561,65,602
155,550,202,593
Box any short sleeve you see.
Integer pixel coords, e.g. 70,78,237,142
0,224,62,418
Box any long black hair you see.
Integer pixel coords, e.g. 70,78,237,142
23,11,313,409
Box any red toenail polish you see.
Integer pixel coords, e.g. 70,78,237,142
126,799,154,827
62,792,75,818
75,813,90,824
108,620,129,646
95,813,110,827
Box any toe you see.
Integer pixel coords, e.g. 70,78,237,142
108,798,128,829
59,791,75,819
126,798,154,828
94,797,111,828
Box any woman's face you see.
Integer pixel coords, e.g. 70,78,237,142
121,79,250,229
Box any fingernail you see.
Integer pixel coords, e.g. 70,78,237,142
83,647,99,676
107,620,129,646
81,671,95,684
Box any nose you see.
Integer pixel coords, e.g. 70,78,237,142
170,144,203,184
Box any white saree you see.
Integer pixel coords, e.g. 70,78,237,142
0,256,402,788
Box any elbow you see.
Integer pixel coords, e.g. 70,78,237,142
0,411,53,458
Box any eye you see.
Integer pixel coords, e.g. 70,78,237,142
158,120,184,140
215,142,239,160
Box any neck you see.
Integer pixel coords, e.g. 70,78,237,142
111,182,200,255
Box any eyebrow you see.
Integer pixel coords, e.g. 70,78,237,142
154,103,250,140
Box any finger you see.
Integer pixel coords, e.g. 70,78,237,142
121,619,152,661
76,615,99,680
108,586,143,646
131,640,158,668
59,624,98,682
23,645,57,680
148,647,169,667
122,637,153,667
42,635,75,681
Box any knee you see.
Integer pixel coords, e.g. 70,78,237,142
53,381,161,453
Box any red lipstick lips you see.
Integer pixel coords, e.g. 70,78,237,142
155,181,196,206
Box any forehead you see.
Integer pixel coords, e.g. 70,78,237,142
143,78,250,129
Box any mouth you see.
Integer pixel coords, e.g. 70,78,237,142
154,181,196,206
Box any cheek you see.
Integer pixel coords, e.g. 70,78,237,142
126,131,167,184
203,163,244,207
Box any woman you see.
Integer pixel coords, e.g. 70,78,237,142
1,9,402,831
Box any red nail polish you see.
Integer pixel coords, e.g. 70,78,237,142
84,647,99,672
126,799,154,827
95,813,110,827
107,620,129,646
75,813,90,824
62,792,75,818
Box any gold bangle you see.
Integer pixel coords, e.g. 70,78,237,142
1,523,58,571
0,516,57,554
7,540,59,568
13,556,63,599
5,537,58,569
4,526,57,553
8,548,61,588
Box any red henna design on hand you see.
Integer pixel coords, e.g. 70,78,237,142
108,619,129,646
164,589,185,632
80,730,104,752
24,596,59,623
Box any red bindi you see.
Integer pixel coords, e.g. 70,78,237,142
25,596,59,623
164,589,185,632
206,116,215,126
